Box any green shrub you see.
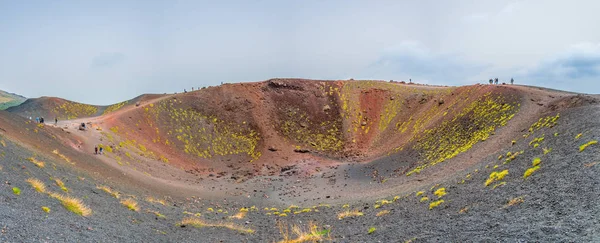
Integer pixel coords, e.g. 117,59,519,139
12,187,21,195
579,140,598,152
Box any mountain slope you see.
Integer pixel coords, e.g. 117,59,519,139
0,90,26,110
0,80,599,242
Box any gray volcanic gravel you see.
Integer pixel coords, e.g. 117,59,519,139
1,103,600,242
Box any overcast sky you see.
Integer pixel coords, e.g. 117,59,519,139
1,0,599,105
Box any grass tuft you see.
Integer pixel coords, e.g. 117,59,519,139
12,187,21,195
278,221,329,243
52,149,73,164
42,206,51,213
579,140,598,152
523,166,540,179
433,187,447,198
49,193,92,216
179,217,254,234
26,178,46,193
97,185,120,198
368,227,376,234
230,211,247,219
504,196,525,208
27,157,45,168
429,199,445,210
485,169,508,186
376,210,390,217
54,179,68,192
338,209,364,220
542,147,552,155
121,198,139,211
147,210,166,219
146,196,166,205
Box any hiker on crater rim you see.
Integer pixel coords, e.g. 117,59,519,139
494,78,498,85
94,146,98,155
99,146,103,155
511,78,514,85
489,79,493,85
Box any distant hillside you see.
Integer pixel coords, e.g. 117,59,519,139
0,90,26,110
7,96,103,120
6,93,167,121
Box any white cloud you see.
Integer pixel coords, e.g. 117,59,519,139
519,42,600,93
362,41,491,84
462,13,490,23
499,1,524,15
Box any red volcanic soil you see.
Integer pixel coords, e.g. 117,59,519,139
3,79,597,200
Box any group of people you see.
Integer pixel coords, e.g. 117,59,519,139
94,145,104,155
29,116,58,124
35,117,45,123
488,78,515,85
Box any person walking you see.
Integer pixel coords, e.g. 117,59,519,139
511,78,514,85
494,78,498,85
55,118,58,125
94,146,98,155
489,79,493,85
99,146,103,155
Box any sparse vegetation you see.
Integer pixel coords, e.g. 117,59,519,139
368,227,376,234
12,187,21,195
485,170,508,187
579,140,598,152
523,166,540,179
26,178,46,193
147,210,166,219
179,217,254,234
407,94,519,175
434,187,447,198
49,193,92,216
338,209,364,220
121,198,139,211
27,157,45,168
103,101,128,115
52,149,73,164
42,206,51,213
146,196,166,205
54,179,68,192
278,221,329,243
97,185,120,198
230,211,247,219
524,114,560,138
52,101,98,120
492,182,507,189
429,199,445,210
376,210,390,217
504,196,525,208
